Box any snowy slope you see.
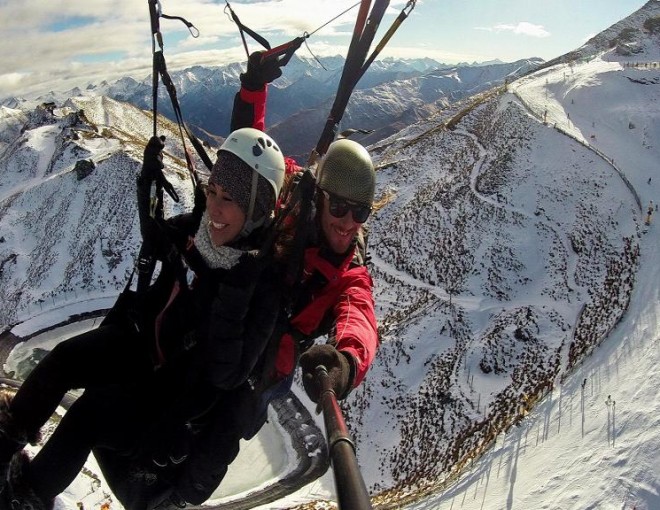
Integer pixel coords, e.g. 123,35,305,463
400,40,660,510
0,97,209,327
268,5,660,508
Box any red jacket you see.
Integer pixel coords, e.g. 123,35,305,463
293,246,378,386
232,83,379,389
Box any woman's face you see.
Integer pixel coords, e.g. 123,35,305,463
205,182,246,246
320,193,361,255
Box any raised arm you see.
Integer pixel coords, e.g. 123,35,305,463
230,51,282,131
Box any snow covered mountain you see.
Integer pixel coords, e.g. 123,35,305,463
542,0,660,67
268,57,543,162
1,55,542,163
0,1,659,508
0,97,207,327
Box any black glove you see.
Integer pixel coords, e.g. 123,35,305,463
140,135,165,182
298,344,354,403
240,51,283,91
138,135,178,202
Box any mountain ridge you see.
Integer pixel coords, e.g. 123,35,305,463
2,56,543,162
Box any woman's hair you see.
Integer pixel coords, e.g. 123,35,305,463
272,171,309,263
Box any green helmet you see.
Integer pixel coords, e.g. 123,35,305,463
317,139,375,206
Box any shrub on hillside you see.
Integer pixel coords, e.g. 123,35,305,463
609,27,640,47
643,16,660,34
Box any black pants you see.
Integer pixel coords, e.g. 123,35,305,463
28,382,160,502
29,383,245,508
11,323,256,505
8,323,154,499
10,323,153,438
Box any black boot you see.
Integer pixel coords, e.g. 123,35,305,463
1,451,54,510
0,391,29,492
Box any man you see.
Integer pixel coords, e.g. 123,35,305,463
234,50,378,396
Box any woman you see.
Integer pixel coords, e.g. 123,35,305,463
130,54,383,509
129,62,384,508
74,123,382,510
0,127,286,509
104,136,382,510
3,52,381,509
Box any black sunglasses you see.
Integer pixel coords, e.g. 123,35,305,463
320,189,372,223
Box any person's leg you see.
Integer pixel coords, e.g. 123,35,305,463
2,450,55,510
23,385,148,502
175,432,240,505
8,323,151,440
0,391,31,497
93,382,182,510
0,324,151,491
175,395,243,505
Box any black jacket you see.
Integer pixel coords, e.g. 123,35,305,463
93,211,286,509
131,210,282,389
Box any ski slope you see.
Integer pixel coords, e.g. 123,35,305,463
401,53,660,510
407,223,660,510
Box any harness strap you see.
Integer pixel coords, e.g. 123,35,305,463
282,170,318,288
148,0,162,138
153,52,213,174
148,0,212,181
260,37,304,67
161,13,200,37
224,0,271,58
312,0,417,160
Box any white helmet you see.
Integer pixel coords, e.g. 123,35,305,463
219,127,285,200
216,128,285,236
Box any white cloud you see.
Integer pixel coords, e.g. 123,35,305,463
0,73,30,97
0,0,373,98
476,21,551,38
1,0,516,99
177,35,222,50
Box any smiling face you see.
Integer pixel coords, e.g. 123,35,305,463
320,192,361,255
205,182,246,247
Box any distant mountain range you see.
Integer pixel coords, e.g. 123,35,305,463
2,55,544,163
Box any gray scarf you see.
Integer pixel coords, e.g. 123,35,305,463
194,211,243,270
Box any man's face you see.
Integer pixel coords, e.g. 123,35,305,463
319,191,364,254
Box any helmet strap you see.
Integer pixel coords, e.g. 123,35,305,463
240,169,260,237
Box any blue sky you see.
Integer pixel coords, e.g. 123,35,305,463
0,0,650,99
